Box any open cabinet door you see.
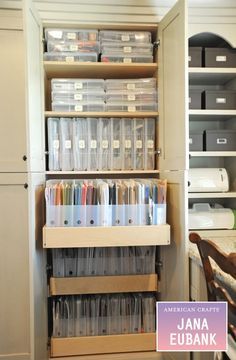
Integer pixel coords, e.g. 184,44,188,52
23,0,45,173
158,0,188,171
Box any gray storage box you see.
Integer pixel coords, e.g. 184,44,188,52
189,47,202,67
204,129,236,151
204,90,236,110
189,131,203,151
189,90,202,109
205,47,236,68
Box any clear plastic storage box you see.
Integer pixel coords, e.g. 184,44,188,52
105,90,157,103
47,40,100,53
105,78,156,91
51,79,105,92
52,101,105,112
101,42,153,54
100,31,152,43
45,28,98,41
105,102,157,112
44,52,98,62
101,54,153,63
52,91,105,102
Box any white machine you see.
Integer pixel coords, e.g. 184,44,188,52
188,168,229,192
189,203,235,230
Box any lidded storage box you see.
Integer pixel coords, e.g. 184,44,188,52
204,90,236,110
189,131,203,151
189,89,202,109
204,129,236,151
205,47,236,67
188,47,202,67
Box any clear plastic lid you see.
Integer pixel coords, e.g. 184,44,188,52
52,101,105,112
101,42,153,55
105,78,156,91
105,102,158,112
47,40,100,53
101,54,153,64
44,52,98,62
45,28,98,41
105,90,157,103
100,30,152,43
52,90,105,102
51,78,105,91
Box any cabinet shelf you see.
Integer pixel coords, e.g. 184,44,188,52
189,110,236,120
188,192,236,199
190,151,236,157
44,61,158,79
50,274,158,296
189,67,236,85
45,111,158,118
50,333,156,358
43,224,170,248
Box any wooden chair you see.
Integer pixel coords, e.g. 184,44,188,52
189,232,236,346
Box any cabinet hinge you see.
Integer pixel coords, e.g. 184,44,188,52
154,40,160,47
156,148,162,156
157,260,163,269
45,151,49,155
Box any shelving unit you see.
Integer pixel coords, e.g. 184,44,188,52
188,192,236,199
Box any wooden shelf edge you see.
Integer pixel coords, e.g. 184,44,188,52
46,170,160,175
43,224,170,248
44,111,159,118
50,274,158,295
50,333,156,357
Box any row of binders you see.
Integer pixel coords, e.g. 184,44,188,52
47,117,156,171
51,78,157,112
45,179,167,227
44,29,154,63
52,293,156,338
52,246,156,277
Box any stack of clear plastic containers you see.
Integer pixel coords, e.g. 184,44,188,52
51,78,105,112
104,78,157,112
44,28,99,62
100,30,153,63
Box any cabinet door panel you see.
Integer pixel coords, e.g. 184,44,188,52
158,0,188,171
0,177,30,357
0,30,27,172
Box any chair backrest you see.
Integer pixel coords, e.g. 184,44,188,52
189,232,236,341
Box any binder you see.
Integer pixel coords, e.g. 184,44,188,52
48,117,60,170
88,118,99,171
60,118,74,170
73,118,88,171
134,118,145,170
145,118,155,170
122,118,134,170
111,118,122,170
99,118,112,170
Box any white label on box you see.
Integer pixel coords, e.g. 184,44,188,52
127,83,135,90
216,97,226,104
217,138,227,144
67,32,76,40
65,56,74,62
79,140,85,149
189,138,193,144
65,140,71,149
136,140,143,149
113,140,120,149
53,140,59,149
188,55,192,62
124,46,132,53
123,58,132,63
70,44,78,51
216,55,227,62
91,140,97,149
125,139,131,149
189,97,191,103
74,82,83,90
128,94,136,101
75,104,83,111
122,34,130,41
102,140,109,149
147,140,154,149
74,93,83,100
128,105,136,112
